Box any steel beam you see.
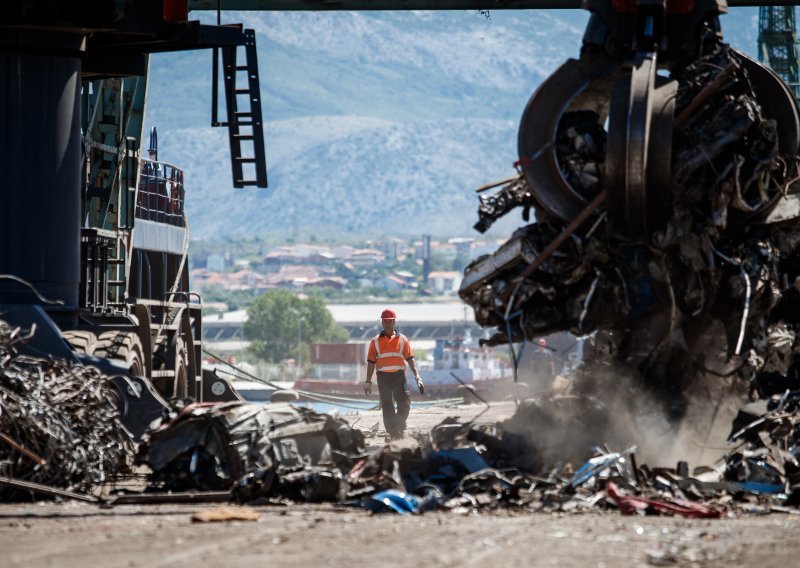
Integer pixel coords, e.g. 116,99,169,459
189,0,800,10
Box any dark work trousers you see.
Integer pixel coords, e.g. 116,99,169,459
376,371,410,437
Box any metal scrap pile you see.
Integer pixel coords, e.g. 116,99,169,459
724,390,800,500
136,388,800,516
137,401,364,502
341,394,800,517
461,39,800,410
343,403,686,515
0,319,134,498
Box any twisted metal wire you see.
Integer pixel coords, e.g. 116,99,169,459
0,319,134,499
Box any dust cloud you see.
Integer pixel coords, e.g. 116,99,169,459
502,359,747,473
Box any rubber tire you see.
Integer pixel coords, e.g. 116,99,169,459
62,330,97,355
94,331,145,378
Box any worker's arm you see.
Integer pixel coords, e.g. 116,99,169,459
364,338,377,395
407,357,424,394
406,357,420,380
402,336,420,381
364,361,376,395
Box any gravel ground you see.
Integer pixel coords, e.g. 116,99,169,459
2,401,798,567
2,500,798,567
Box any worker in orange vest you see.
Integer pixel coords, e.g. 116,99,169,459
364,308,425,440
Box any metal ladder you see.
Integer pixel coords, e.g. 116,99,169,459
212,29,268,188
79,229,127,313
81,77,144,314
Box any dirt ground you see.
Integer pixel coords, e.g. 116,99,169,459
2,401,798,567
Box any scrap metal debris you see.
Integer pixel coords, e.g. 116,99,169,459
461,34,800,416
1,314,798,519
0,318,134,499
724,387,800,500
137,401,364,502
334,391,800,516
605,481,724,519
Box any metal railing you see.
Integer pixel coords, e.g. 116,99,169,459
135,159,186,227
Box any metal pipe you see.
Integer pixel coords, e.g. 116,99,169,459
0,432,47,465
0,476,98,503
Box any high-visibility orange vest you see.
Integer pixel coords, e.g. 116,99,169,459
367,332,413,373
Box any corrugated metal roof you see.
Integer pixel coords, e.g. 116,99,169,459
327,302,474,324
208,302,474,325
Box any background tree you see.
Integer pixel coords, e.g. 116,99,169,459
244,290,348,363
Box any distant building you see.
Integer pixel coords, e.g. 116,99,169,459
262,244,337,273
449,237,474,270
382,274,416,291
331,245,355,259
375,237,407,263
202,302,491,345
348,248,385,266
449,237,474,258
426,240,456,260
190,268,232,290
306,276,347,289
290,277,309,289
221,269,271,293
393,270,416,284
309,251,337,265
428,270,462,295
262,251,294,273
262,265,321,289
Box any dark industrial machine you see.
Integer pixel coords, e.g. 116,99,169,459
461,0,800,416
0,1,274,438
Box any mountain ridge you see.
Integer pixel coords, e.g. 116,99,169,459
144,8,759,241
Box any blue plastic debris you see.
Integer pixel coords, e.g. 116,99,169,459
571,454,622,488
365,489,421,514
363,488,443,514
735,482,785,495
571,446,637,488
428,448,490,473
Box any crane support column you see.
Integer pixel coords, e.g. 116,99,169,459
0,33,84,321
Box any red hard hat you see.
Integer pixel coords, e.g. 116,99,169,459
380,308,397,320
538,338,547,347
